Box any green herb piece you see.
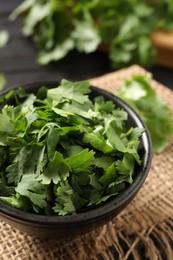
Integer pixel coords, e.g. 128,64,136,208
40,151,70,185
99,163,117,186
0,194,29,210
0,79,143,215
117,74,173,153
0,30,9,48
47,79,91,104
83,133,114,154
15,174,50,209
53,180,76,216
71,15,101,53
38,39,74,65
6,145,45,185
65,149,95,172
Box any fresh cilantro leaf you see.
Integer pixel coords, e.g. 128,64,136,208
38,39,74,65
0,30,9,48
40,151,70,185
0,194,29,210
71,17,101,53
0,113,13,134
52,107,74,118
57,126,82,137
0,177,15,197
115,153,135,184
99,163,117,186
94,96,116,114
16,174,50,209
117,74,173,153
62,103,99,121
94,155,115,170
83,132,114,153
53,180,76,216
65,149,95,172
46,127,60,159
105,125,126,153
6,145,45,184
48,79,90,104
65,145,84,157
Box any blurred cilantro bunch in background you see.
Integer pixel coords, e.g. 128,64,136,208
10,0,173,68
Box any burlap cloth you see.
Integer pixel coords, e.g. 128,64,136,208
0,65,173,260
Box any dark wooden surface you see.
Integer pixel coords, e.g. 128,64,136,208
0,1,173,91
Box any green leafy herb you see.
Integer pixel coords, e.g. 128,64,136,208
0,80,143,215
10,1,173,68
117,74,173,153
0,30,9,48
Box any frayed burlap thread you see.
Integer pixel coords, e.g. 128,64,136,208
1,65,173,259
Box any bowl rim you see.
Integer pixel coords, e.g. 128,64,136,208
0,81,152,225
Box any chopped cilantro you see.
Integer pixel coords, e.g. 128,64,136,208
0,80,143,215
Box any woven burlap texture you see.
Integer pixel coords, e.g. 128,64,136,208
0,65,173,260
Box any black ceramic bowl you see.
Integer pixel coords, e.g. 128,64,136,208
0,82,152,239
